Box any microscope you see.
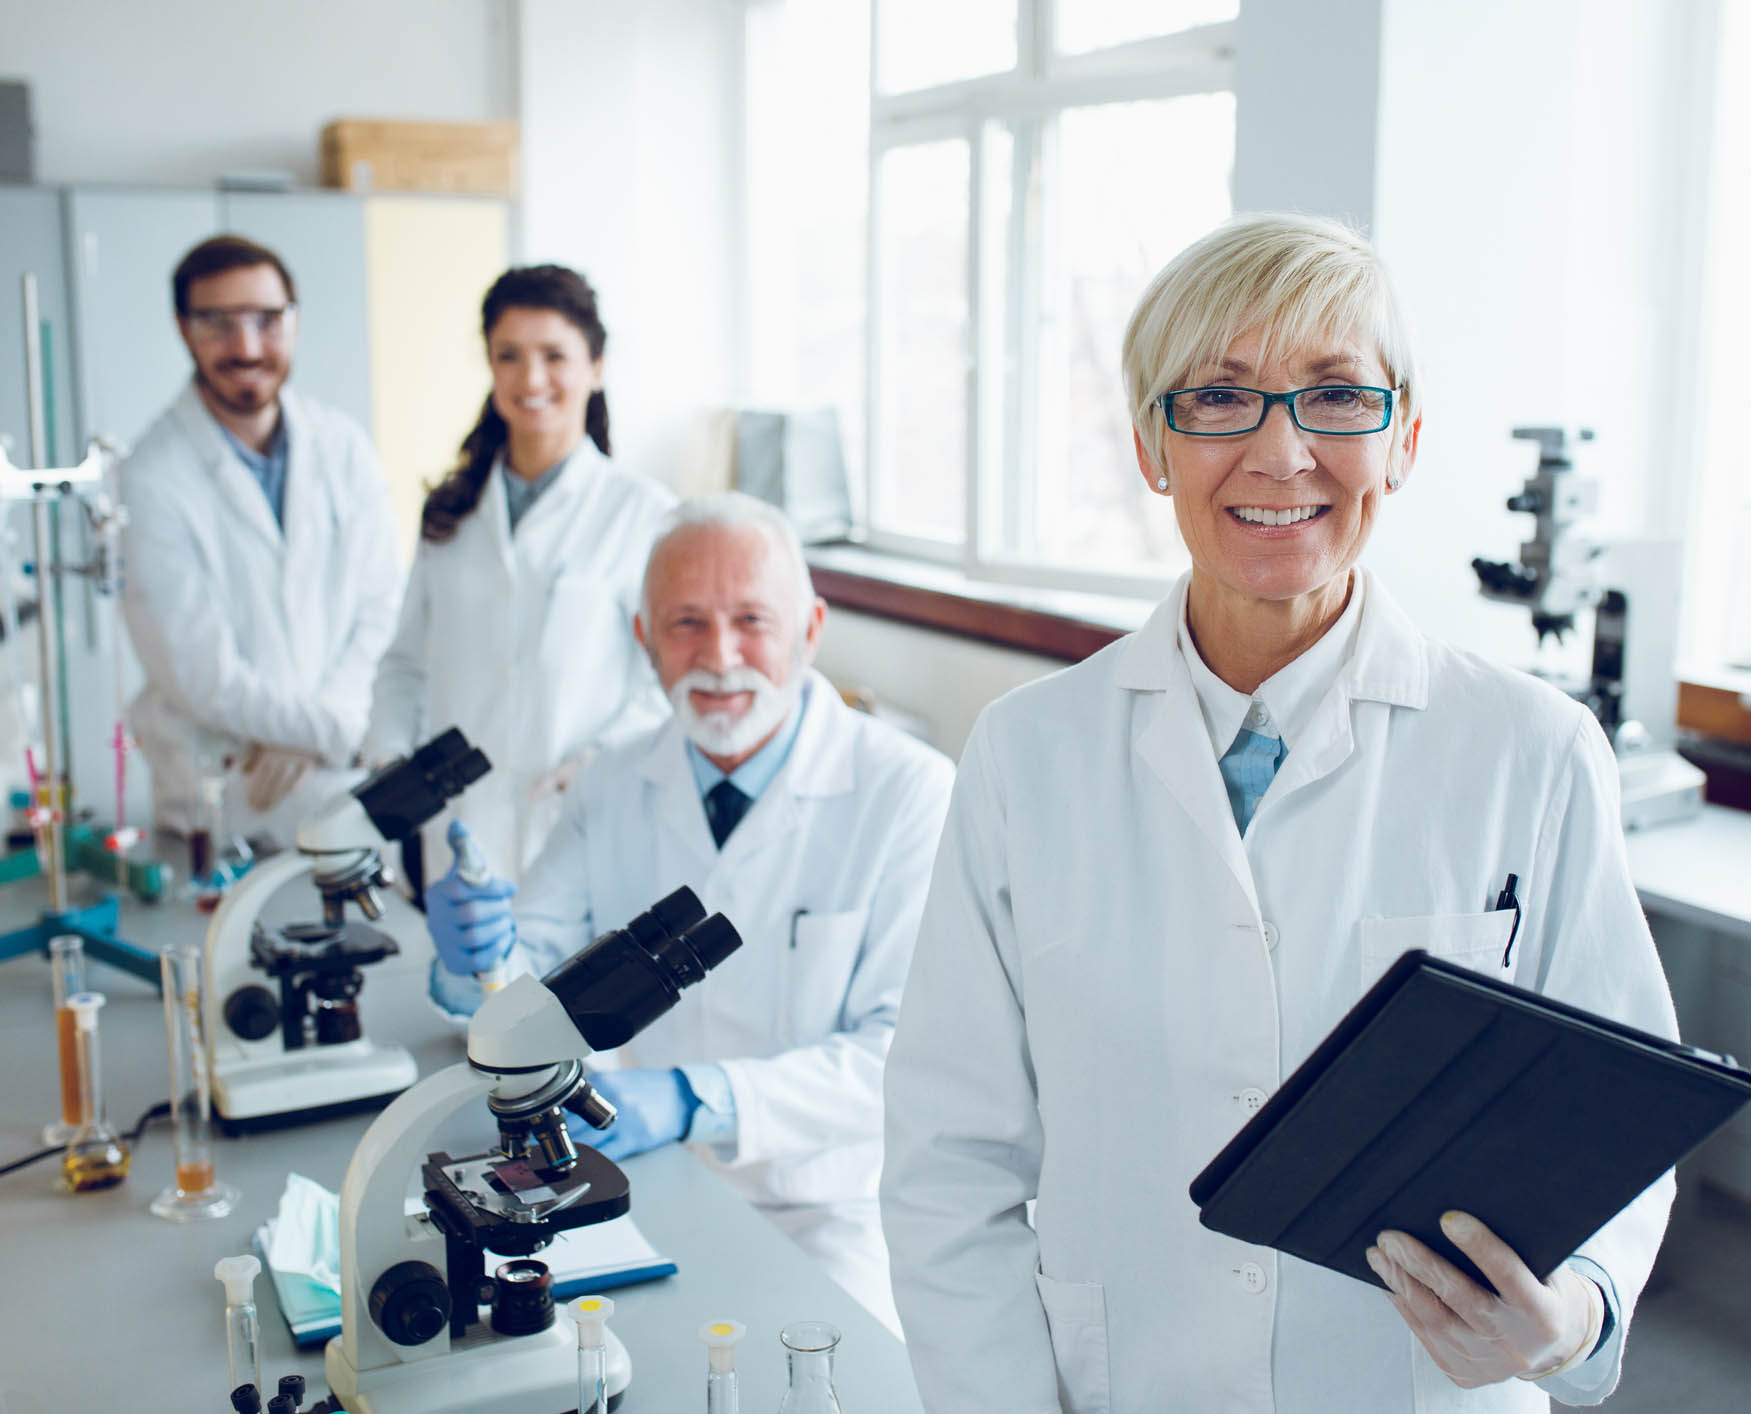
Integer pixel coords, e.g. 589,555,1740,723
325,886,741,1414
1473,426,1704,829
203,729,490,1129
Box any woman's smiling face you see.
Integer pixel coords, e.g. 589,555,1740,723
1140,324,1420,608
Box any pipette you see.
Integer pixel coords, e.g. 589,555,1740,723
701,1318,747,1414
215,1254,263,1398
568,1294,615,1414
447,819,509,993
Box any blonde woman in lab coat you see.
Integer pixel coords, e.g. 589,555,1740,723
880,214,1678,1414
365,267,674,884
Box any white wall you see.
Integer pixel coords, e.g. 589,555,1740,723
0,0,515,186
516,0,747,493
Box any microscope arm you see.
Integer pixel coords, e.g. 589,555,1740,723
201,849,316,1067
338,1060,497,1372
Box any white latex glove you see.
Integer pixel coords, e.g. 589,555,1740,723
1366,1211,1598,1388
241,744,318,813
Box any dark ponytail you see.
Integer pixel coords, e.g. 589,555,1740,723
421,265,612,543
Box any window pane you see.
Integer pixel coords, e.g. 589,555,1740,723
1029,93,1234,574
875,140,970,541
1056,0,1238,56
878,0,1016,93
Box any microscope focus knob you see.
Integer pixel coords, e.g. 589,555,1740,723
223,985,280,1042
369,1260,452,1346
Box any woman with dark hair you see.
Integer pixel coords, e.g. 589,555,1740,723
366,265,674,886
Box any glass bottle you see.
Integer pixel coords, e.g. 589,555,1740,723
151,942,239,1220
777,1321,843,1413
44,934,87,1144
61,991,132,1191
701,1318,746,1414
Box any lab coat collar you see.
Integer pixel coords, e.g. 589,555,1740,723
1113,566,1427,713
487,439,609,574
635,667,853,861
169,379,286,552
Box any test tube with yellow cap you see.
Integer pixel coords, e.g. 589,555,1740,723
700,1318,746,1414
568,1294,614,1414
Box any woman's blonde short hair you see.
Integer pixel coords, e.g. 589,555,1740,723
1122,212,1418,471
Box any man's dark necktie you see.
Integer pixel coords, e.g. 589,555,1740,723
704,779,752,849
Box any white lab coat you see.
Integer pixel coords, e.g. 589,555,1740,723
364,441,674,882
881,568,1677,1414
119,382,400,844
494,673,954,1311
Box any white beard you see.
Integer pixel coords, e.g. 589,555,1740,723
668,665,800,758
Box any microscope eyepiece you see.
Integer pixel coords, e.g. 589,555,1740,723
541,888,742,1052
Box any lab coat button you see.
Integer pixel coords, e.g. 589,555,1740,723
1238,1262,1268,1293
1245,702,1269,729
1239,1087,1268,1112
1261,920,1280,949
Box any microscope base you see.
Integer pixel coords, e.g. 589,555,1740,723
325,1318,630,1414
213,1040,418,1129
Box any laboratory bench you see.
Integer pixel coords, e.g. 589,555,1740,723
0,875,921,1414
1623,802,1751,940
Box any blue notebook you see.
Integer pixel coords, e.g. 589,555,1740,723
256,1210,678,1347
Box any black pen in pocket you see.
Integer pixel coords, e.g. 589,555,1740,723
1494,872,1522,966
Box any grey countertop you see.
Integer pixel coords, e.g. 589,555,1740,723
0,871,920,1412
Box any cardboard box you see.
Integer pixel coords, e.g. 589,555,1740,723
320,119,519,196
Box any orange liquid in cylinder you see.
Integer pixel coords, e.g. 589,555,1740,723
176,1159,216,1195
56,1007,83,1126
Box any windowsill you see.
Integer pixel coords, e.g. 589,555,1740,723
805,542,1156,663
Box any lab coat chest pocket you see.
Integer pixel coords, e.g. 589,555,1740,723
783,910,864,1045
1358,911,1516,994
1034,1266,1112,1414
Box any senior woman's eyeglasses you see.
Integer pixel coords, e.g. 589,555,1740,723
1158,385,1397,437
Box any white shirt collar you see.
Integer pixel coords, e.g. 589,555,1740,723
1176,570,1368,756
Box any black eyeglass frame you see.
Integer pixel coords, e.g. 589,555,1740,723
1156,384,1399,437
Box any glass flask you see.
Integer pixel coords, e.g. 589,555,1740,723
151,942,240,1220
777,1321,843,1413
45,934,87,1144
61,991,132,1191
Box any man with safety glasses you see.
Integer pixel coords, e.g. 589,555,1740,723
119,235,400,847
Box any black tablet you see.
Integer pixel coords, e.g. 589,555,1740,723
1188,949,1751,1290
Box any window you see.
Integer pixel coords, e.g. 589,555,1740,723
866,0,1236,590
1685,0,1751,672
745,0,1237,596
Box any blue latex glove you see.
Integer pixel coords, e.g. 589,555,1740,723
570,1068,700,1162
424,821,516,978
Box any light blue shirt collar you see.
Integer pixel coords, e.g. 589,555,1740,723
684,679,810,802
215,412,289,527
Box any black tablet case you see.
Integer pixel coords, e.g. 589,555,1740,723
1188,950,1751,1292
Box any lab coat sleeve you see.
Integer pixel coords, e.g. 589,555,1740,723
313,432,402,756
363,543,433,765
1518,710,1678,1406
879,718,1063,1414
121,481,355,764
713,752,954,1168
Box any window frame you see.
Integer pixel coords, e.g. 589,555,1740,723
862,0,1237,598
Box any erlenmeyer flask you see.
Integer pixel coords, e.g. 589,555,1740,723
776,1321,842,1413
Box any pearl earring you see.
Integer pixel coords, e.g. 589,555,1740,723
1386,474,1402,492
1156,476,1169,492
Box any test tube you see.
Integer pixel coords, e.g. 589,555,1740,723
449,819,509,992
215,1255,263,1398
44,935,87,1144
150,942,239,1222
700,1318,746,1414
568,1295,614,1414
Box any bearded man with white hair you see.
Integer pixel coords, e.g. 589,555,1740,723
422,491,954,1327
